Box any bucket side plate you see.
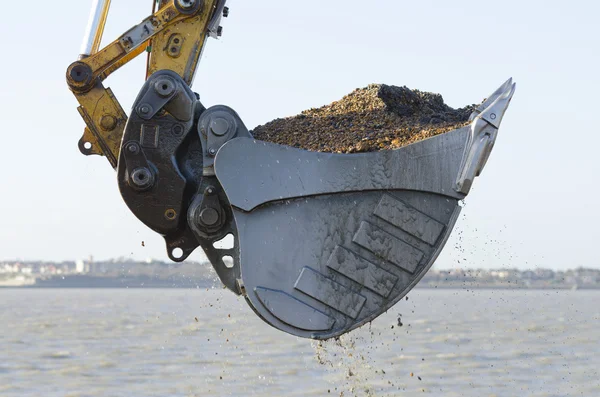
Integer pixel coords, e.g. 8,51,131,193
233,190,460,339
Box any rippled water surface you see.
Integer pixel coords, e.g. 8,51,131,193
1,289,598,396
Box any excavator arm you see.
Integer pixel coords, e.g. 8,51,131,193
66,0,515,339
66,0,225,167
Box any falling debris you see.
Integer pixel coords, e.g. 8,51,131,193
252,84,476,153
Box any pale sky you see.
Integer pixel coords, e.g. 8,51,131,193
0,0,598,270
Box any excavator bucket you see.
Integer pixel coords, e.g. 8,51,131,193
67,0,515,340
214,80,515,339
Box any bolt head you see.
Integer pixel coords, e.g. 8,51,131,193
67,62,93,90
177,0,195,9
69,65,90,83
210,117,230,136
199,208,220,226
100,115,117,131
126,143,140,154
130,167,154,190
209,148,217,156
140,106,150,114
154,78,176,97
172,124,184,136
165,209,177,220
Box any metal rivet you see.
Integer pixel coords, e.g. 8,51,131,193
100,115,117,131
490,113,497,120
209,148,217,156
140,105,150,114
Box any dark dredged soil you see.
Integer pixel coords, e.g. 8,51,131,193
251,84,477,153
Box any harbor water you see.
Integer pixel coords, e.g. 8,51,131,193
1,289,598,396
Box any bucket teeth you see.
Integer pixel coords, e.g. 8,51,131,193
478,80,516,129
455,78,516,194
469,78,515,123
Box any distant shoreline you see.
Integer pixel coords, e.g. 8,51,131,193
1,275,598,290
0,275,217,289
2,264,599,290
4,260,599,290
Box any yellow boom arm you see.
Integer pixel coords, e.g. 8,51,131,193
66,0,223,168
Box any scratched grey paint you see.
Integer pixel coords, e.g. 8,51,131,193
294,267,366,319
352,222,424,274
326,246,398,298
374,194,445,246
